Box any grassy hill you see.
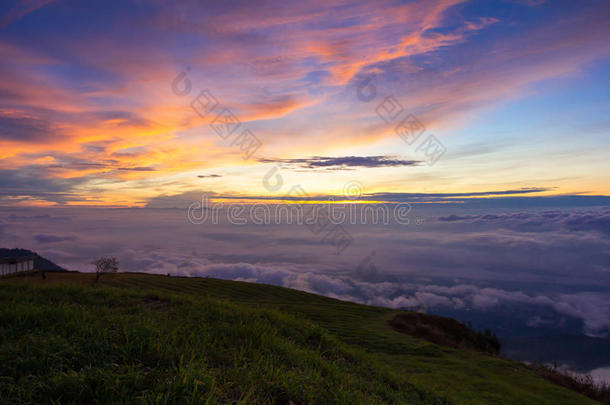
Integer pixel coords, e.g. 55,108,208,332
0,272,598,404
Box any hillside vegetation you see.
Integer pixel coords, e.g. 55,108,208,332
0,272,598,404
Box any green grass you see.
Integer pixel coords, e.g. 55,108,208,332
0,272,598,404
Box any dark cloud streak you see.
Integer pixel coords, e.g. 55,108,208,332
258,156,421,170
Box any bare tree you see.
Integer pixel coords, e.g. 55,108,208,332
91,257,119,281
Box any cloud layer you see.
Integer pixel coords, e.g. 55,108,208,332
2,203,608,337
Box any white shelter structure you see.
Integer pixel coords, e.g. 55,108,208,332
0,256,35,277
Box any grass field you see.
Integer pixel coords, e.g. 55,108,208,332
0,272,597,404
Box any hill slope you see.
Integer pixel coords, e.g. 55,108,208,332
0,272,598,404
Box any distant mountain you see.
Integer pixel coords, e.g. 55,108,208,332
0,248,66,272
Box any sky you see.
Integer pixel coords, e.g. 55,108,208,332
1,0,610,377
1,0,609,206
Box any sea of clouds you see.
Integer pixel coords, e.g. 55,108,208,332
2,202,608,338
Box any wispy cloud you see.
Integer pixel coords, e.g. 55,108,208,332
34,233,77,244
258,155,420,170
0,0,55,28
0,0,609,205
366,188,551,200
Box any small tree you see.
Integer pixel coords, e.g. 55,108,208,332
91,257,119,281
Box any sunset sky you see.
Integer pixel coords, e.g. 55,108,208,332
1,0,609,207
2,2,610,378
